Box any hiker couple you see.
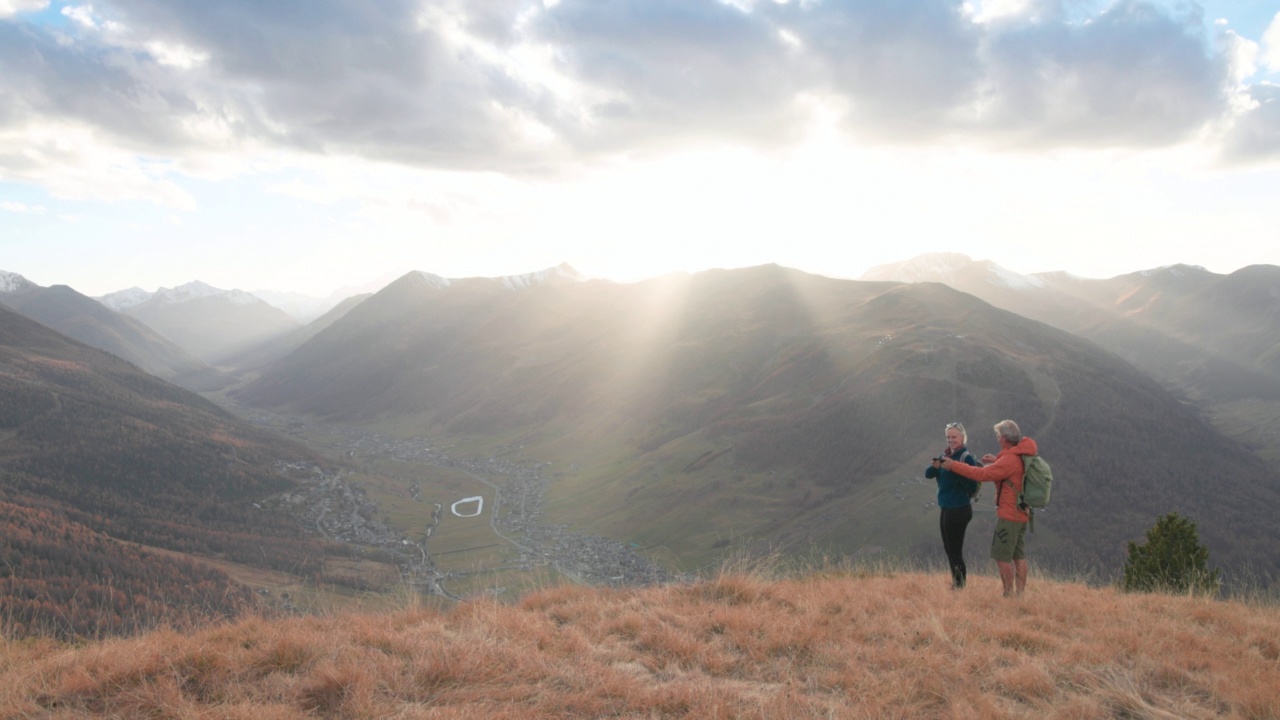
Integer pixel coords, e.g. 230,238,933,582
925,419,1037,597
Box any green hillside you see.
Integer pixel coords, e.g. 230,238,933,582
236,266,1280,582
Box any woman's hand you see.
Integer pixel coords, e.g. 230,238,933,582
981,453,997,464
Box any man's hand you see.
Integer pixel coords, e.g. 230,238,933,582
981,453,997,464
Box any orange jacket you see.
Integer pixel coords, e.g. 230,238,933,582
948,437,1038,523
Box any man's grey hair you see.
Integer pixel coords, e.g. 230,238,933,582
994,419,1022,445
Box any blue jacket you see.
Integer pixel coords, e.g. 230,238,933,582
924,446,980,509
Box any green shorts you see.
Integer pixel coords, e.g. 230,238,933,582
991,518,1028,562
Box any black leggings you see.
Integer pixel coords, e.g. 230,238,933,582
940,504,973,588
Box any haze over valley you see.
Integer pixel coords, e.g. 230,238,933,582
4,254,1280,638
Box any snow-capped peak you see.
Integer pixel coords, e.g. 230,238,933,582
410,271,453,289
1139,264,1210,278
404,264,586,292
221,289,266,307
98,281,267,310
146,281,263,307
861,253,974,283
0,270,37,294
861,253,1044,289
96,286,153,311
152,281,226,304
990,264,1045,290
500,262,586,290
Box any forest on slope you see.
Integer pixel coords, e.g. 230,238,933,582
0,306,350,638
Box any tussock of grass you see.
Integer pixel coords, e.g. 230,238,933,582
3,570,1279,719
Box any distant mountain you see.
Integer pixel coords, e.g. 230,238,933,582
0,305,341,637
219,264,584,374
236,264,1280,581
96,285,153,312
0,271,229,390
492,261,588,289
862,252,1047,290
862,255,1280,458
250,289,342,324
860,254,1280,392
0,269,39,294
222,292,373,374
1040,263,1280,383
109,281,303,365
251,272,405,323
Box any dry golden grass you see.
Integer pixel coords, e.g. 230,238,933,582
3,569,1278,719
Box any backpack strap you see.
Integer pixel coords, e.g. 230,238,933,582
1017,455,1035,534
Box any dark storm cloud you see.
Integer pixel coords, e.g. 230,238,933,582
0,0,1270,171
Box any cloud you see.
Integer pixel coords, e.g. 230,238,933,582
1,200,46,212
0,0,562,173
970,0,1231,147
533,0,1238,150
0,0,1274,191
530,0,810,152
0,0,44,19
0,24,206,157
1263,11,1280,72
763,0,984,139
1222,82,1280,162
0,121,198,206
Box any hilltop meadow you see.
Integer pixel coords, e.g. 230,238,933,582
3,562,1278,719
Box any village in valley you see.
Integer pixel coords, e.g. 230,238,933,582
246,409,673,603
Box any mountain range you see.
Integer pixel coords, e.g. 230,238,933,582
862,254,1280,459
3,257,1279,638
236,263,1280,579
99,280,304,366
0,271,229,390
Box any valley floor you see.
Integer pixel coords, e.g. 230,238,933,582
230,406,676,601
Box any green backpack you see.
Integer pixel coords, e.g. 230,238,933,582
1018,454,1053,531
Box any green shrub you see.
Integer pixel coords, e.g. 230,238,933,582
1122,512,1221,595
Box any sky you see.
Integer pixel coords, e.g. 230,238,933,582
2,0,1279,298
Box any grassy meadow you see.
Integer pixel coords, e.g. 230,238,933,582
4,564,1278,719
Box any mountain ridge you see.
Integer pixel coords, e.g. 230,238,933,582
0,274,229,390
235,264,1280,580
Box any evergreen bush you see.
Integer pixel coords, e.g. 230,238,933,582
1121,512,1220,595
